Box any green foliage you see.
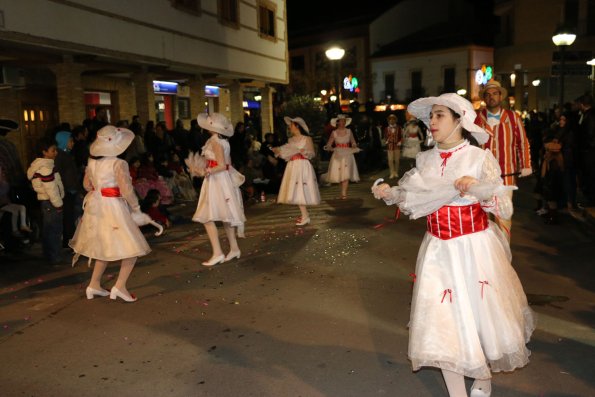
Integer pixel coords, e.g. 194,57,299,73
283,95,326,137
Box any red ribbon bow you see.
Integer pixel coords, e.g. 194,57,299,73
479,280,489,299
409,273,416,283
441,288,452,303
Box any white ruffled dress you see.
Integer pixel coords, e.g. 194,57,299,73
323,129,360,183
386,141,535,379
276,135,321,206
70,157,151,262
193,136,246,227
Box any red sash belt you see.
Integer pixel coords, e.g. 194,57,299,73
101,187,121,197
426,203,488,240
335,143,350,148
206,159,230,170
290,154,307,161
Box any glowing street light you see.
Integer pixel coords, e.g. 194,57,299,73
325,46,345,114
325,47,345,61
552,26,576,106
532,79,541,87
320,89,327,96
456,88,467,96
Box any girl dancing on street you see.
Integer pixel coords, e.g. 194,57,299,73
70,125,151,302
188,113,246,267
372,93,535,397
323,114,360,199
273,116,320,226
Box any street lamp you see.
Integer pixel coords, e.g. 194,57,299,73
552,26,576,106
325,46,345,115
587,58,595,96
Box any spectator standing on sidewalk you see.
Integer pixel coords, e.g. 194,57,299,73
54,130,83,247
474,80,532,240
27,137,65,265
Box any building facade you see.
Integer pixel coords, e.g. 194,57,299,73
369,0,495,108
493,0,595,112
0,0,288,166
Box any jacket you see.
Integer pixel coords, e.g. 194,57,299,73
27,158,64,208
474,109,531,186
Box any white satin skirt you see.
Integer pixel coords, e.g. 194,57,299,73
408,222,535,379
277,159,320,206
323,149,360,183
193,168,246,227
70,192,150,262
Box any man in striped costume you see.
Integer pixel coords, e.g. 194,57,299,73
474,80,532,241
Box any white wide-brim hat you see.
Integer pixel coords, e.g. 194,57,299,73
284,116,310,133
407,93,489,145
197,112,234,137
330,114,352,127
90,125,134,157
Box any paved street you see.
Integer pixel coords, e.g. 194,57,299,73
1,172,594,397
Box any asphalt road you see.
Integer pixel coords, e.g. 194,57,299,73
1,171,594,397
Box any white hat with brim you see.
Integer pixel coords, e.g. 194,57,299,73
330,114,352,127
90,125,135,157
284,116,310,133
479,80,508,100
197,112,234,137
407,93,489,145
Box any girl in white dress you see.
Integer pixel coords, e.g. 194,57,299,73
190,113,246,267
401,116,423,167
273,116,320,226
372,94,535,397
323,114,360,199
70,125,151,303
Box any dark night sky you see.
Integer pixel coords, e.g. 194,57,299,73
286,0,400,35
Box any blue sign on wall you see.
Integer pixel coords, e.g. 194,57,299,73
153,80,178,94
205,85,220,97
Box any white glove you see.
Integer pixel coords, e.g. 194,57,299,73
520,168,532,177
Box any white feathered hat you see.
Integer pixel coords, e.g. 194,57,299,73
284,116,310,133
407,93,489,145
90,125,135,157
330,114,352,127
197,112,234,137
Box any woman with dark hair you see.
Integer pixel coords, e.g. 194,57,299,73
373,93,534,397
272,117,320,226
322,114,360,199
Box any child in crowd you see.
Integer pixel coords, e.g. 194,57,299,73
27,137,65,264
373,93,534,397
133,153,174,204
0,166,32,241
167,152,197,201
141,189,171,228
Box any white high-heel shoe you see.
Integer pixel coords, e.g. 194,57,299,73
86,286,110,300
109,286,137,302
470,380,491,397
296,217,310,226
202,254,225,267
225,250,241,261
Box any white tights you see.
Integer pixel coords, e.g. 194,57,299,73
441,369,491,397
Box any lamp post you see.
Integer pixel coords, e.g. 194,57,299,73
588,58,595,97
552,27,576,107
325,46,345,115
